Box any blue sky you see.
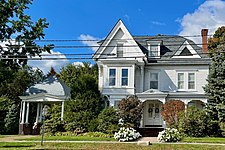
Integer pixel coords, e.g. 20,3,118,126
25,0,225,73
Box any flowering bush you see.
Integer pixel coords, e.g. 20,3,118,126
157,128,182,142
114,127,141,142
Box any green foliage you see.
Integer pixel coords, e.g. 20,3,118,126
0,0,52,69
208,26,225,56
87,118,99,132
204,26,225,122
118,95,143,129
45,104,65,135
161,100,185,128
61,63,103,132
158,128,183,142
97,107,120,134
4,104,19,134
0,96,11,134
178,106,221,137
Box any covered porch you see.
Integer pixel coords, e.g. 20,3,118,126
136,89,207,136
19,75,70,135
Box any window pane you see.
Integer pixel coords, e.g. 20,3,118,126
178,73,184,89
150,73,158,81
178,81,184,89
178,73,184,81
150,73,158,89
122,69,128,77
149,45,159,57
188,73,195,81
122,69,128,86
109,69,116,86
188,73,195,89
150,81,158,89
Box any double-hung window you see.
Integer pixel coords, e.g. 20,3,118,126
178,73,184,89
150,73,158,89
188,73,195,89
121,69,128,86
177,72,195,90
109,69,116,86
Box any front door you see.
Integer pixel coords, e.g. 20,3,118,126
144,101,162,127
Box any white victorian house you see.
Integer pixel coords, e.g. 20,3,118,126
93,20,210,135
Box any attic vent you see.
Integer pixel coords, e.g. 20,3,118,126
179,47,193,56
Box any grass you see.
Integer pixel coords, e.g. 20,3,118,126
0,142,225,150
182,137,225,143
18,135,115,141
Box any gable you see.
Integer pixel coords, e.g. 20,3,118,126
172,40,201,58
179,47,193,56
93,20,145,59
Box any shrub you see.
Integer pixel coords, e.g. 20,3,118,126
97,107,120,134
114,127,141,142
118,95,143,129
157,128,182,142
161,100,185,128
178,106,221,137
44,104,65,135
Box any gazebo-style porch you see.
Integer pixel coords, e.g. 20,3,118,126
19,75,70,135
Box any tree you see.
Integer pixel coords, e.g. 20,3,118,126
208,26,225,57
118,95,143,129
161,100,185,128
0,0,52,69
60,62,103,132
0,0,51,134
204,26,225,122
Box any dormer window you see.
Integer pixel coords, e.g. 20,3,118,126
147,41,161,58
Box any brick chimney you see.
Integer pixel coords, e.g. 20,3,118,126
201,29,208,53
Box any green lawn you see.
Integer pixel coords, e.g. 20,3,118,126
182,137,225,143
18,135,115,141
0,142,225,150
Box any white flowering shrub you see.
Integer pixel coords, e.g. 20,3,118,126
157,128,182,142
114,127,141,142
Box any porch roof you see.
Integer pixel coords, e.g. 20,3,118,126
19,75,71,102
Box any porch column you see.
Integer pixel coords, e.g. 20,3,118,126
61,101,64,121
36,103,40,123
19,101,23,123
21,101,26,124
39,103,43,122
140,65,144,92
25,102,30,124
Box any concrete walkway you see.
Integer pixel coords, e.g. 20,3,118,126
138,137,158,143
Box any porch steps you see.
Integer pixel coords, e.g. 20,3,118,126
137,128,164,137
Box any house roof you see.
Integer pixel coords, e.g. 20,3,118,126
133,35,210,64
20,75,71,101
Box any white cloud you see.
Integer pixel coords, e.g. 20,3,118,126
79,34,100,52
28,50,69,74
72,61,84,67
178,0,225,44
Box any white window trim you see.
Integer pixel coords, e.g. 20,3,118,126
147,41,161,58
121,68,129,87
176,72,196,91
108,68,117,87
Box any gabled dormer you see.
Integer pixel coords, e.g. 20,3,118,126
172,40,201,58
93,20,145,60
147,40,162,58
